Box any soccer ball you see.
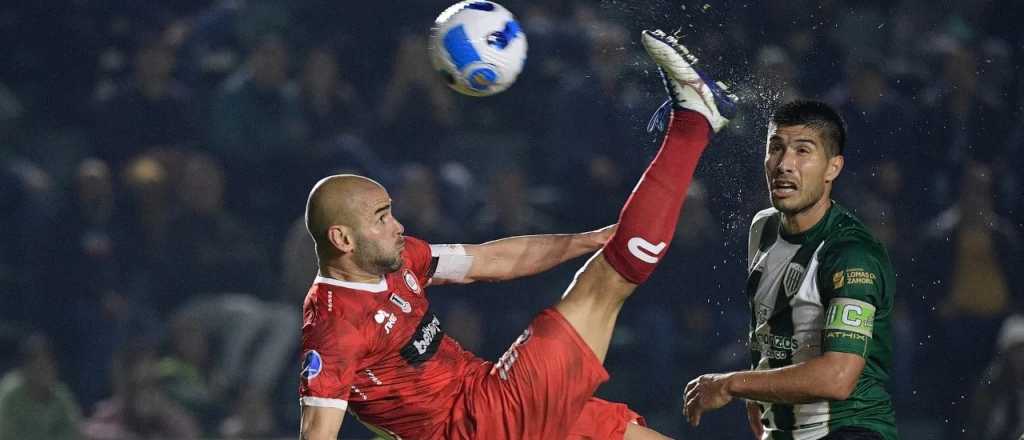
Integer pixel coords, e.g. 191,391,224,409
429,1,527,97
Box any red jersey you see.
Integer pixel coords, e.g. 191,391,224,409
299,237,485,438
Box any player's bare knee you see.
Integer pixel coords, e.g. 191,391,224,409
589,252,639,299
564,252,638,304
624,423,674,440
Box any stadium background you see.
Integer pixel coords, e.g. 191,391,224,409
0,0,1021,439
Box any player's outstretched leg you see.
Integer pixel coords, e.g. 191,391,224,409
555,29,738,363
465,30,738,440
603,29,736,285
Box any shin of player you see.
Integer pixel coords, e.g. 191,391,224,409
555,29,736,364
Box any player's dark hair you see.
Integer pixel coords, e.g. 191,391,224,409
770,100,847,157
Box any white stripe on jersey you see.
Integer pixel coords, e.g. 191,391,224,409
754,241,830,432
300,396,349,410
315,275,388,293
748,208,833,438
766,420,829,440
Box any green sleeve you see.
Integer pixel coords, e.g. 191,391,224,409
0,381,18,440
54,384,83,440
0,381,82,440
817,240,885,357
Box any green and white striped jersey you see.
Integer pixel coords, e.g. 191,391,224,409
745,202,898,440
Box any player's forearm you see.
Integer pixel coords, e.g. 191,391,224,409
726,356,856,404
470,231,604,281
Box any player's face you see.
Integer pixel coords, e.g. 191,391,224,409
764,124,837,215
353,187,406,275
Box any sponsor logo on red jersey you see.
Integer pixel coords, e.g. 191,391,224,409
375,310,398,334
400,312,444,365
390,293,412,313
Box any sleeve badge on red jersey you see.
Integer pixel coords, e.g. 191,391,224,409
301,350,323,380
403,269,422,294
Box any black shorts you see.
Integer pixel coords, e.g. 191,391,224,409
821,427,884,440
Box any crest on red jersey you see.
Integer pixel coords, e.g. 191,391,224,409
403,269,421,294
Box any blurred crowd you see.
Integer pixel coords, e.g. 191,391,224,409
0,0,1021,439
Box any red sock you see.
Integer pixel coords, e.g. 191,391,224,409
603,110,711,284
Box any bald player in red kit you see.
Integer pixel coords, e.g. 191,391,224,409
298,29,738,439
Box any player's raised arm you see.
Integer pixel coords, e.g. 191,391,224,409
428,225,616,285
299,405,345,440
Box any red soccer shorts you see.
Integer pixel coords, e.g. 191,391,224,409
570,397,646,439
447,308,644,439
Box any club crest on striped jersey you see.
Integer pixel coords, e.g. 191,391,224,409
783,262,806,298
756,303,772,326
403,269,421,294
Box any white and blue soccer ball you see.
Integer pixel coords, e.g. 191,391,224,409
430,1,527,97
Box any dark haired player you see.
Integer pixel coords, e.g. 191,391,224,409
683,100,898,440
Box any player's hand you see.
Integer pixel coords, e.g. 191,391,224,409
745,400,765,439
683,373,734,426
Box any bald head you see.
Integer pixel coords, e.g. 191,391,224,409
306,174,389,257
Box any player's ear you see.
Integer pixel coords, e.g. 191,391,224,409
328,225,356,253
825,154,844,183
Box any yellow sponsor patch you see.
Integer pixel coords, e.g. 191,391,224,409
841,268,876,286
833,271,845,289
